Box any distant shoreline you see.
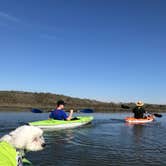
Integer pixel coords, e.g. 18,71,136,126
0,91,166,113
0,105,166,113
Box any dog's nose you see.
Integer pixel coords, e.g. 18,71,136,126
42,143,46,147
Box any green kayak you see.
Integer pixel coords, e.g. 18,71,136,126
29,116,93,130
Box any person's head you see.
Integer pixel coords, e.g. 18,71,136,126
56,100,66,109
136,101,144,107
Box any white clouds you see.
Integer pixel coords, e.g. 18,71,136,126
0,11,19,23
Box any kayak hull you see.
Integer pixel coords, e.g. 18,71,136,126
29,116,93,130
125,115,154,124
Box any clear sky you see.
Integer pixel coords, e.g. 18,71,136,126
0,0,166,104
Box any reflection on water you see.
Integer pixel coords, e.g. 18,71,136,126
0,112,166,166
132,125,145,143
45,129,75,145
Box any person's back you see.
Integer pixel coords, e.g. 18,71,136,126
133,101,145,119
49,100,73,121
49,109,67,120
133,106,145,119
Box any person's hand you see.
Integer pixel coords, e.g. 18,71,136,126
70,109,74,113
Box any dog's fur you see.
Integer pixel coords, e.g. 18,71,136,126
0,125,45,165
0,125,45,151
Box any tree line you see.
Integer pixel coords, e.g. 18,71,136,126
0,91,165,112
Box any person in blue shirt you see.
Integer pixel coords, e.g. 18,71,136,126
49,100,73,120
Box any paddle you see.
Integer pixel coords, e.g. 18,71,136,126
121,105,162,118
121,104,130,109
31,108,43,113
153,113,162,118
79,109,94,113
31,108,94,113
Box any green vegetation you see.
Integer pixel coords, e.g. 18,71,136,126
0,91,165,112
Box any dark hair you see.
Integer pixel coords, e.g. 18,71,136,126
56,100,66,106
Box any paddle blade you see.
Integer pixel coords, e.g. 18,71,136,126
153,113,162,118
31,108,43,113
121,104,130,109
79,109,94,113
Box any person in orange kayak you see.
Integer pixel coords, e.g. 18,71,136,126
132,101,146,119
49,100,73,120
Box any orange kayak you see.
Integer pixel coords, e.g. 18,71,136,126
125,115,155,123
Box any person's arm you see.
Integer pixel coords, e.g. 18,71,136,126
66,109,73,121
142,107,146,113
49,111,53,119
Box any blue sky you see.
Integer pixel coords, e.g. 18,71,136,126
0,0,166,104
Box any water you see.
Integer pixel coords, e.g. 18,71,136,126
0,112,166,166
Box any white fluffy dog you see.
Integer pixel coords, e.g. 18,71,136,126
0,125,45,166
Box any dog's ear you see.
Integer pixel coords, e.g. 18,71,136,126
32,137,38,143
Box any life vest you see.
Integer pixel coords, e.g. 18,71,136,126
0,141,23,166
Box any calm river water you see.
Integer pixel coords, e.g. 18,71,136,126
0,112,166,166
